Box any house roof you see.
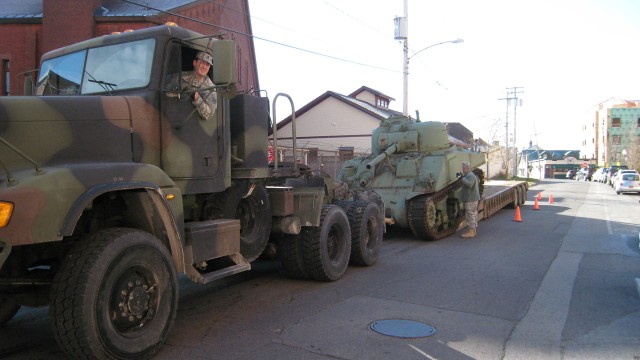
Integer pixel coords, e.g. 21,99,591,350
0,0,42,20
348,86,395,101
95,0,198,17
526,149,580,161
0,0,198,19
275,90,403,131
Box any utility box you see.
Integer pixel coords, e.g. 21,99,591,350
394,16,407,40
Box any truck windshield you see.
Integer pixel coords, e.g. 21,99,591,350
36,38,155,95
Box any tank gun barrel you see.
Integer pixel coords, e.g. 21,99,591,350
366,144,397,170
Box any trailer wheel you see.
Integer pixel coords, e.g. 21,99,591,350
301,205,351,281
507,189,519,209
0,294,20,326
347,201,383,266
473,168,485,197
203,183,271,262
277,233,309,279
50,228,178,360
518,185,527,205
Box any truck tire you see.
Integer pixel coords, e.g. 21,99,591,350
301,205,351,281
203,183,271,262
49,228,178,360
277,233,309,280
0,294,20,326
346,201,383,266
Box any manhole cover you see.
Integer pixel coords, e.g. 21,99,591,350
370,319,436,338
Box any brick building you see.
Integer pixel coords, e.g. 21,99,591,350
0,0,258,96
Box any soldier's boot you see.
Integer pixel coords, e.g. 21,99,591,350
461,228,476,238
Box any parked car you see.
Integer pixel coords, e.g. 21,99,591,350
566,169,576,179
614,172,640,194
606,165,629,185
575,167,594,181
592,168,608,183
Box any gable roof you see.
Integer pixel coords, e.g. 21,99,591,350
348,86,395,101
275,90,403,131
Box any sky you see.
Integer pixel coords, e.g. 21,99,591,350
247,0,640,151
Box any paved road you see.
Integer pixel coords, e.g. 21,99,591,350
1,179,639,359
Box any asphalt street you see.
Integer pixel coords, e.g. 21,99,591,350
1,179,639,360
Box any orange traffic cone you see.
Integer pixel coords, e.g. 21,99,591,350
533,197,540,210
548,194,554,204
536,192,542,200
514,206,522,222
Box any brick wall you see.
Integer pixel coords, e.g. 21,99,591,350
0,0,257,96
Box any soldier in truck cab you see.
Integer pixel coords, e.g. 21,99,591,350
181,51,217,120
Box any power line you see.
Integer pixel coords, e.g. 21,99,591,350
120,0,401,73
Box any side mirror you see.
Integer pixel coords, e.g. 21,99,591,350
212,40,237,86
23,76,34,96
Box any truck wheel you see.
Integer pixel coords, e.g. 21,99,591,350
346,201,383,266
277,233,309,279
301,205,351,281
203,183,271,262
0,294,20,325
49,228,178,359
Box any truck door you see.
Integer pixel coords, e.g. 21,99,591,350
160,42,227,194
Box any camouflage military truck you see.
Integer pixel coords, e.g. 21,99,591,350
0,25,384,359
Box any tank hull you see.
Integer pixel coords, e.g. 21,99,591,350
338,116,485,240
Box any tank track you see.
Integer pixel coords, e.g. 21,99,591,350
407,177,464,240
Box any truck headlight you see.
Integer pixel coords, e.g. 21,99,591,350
0,202,13,228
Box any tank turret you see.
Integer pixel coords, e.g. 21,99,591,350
338,115,485,240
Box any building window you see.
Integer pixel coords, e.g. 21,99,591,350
612,135,621,145
375,97,389,108
612,118,621,128
2,59,9,96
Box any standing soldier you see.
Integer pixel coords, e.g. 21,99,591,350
460,162,480,238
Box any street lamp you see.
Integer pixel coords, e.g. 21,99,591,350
402,38,464,116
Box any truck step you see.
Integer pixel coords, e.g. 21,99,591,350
189,253,251,284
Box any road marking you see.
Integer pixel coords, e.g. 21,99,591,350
503,250,582,360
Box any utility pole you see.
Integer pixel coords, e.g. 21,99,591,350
498,86,524,178
394,0,409,116
532,124,543,179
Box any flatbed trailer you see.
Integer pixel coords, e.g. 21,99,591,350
478,180,529,219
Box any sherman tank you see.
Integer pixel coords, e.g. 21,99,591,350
337,115,485,240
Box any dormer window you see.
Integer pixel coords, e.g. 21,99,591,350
376,96,389,108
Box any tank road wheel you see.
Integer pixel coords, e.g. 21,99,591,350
203,183,272,262
0,294,20,326
301,205,351,281
49,228,178,360
408,195,439,241
346,201,383,266
277,233,309,280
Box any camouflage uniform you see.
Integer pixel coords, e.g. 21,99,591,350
461,164,480,236
181,71,217,120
